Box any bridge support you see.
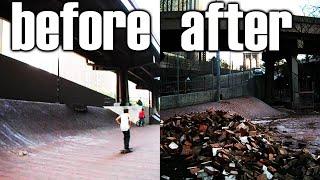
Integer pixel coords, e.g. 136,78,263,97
116,69,129,106
116,73,120,103
286,55,299,108
152,86,160,112
264,55,275,104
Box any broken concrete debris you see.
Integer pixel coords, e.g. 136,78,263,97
160,110,320,179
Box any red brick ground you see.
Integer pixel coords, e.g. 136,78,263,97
0,125,160,180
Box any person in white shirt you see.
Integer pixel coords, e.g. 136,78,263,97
115,108,133,152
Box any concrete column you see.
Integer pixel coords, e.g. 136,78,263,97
152,87,160,112
243,54,246,70
116,72,120,103
286,55,299,108
215,51,221,101
117,69,129,106
176,58,180,106
265,56,275,103
249,53,252,69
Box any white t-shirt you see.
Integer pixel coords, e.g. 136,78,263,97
120,113,131,131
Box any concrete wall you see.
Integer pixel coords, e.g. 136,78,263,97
0,54,115,106
190,71,251,91
161,83,249,110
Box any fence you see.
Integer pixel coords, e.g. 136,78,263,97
161,71,251,95
160,52,200,71
160,71,253,109
160,83,249,109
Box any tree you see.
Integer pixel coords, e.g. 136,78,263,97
220,60,230,70
301,4,320,17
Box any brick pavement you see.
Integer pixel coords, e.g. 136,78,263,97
0,125,160,180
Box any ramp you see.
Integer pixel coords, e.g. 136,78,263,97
0,98,160,179
0,98,118,150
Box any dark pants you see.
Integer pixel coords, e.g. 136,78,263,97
122,130,130,150
138,118,145,126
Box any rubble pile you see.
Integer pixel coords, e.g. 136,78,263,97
160,110,320,179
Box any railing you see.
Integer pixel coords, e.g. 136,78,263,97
297,91,315,111
273,72,318,110
161,71,251,95
160,0,198,12
160,80,249,109
160,52,200,71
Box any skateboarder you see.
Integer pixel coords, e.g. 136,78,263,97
115,108,133,153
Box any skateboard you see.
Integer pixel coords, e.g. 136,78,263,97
120,148,133,154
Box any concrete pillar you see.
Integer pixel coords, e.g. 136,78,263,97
152,87,160,113
249,53,252,69
116,72,120,103
264,56,275,103
243,54,246,70
215,51,221,101
117,69,129,106
176,58,180,106
286,55,299,108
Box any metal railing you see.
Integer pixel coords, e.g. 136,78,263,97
161,71,251,95
160,52,200,71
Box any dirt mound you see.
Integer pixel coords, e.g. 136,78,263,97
161,96,285,120
0,99,117,150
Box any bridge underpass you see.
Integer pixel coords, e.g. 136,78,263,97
0,0,160,179
161,9,320,110
0,0,160,108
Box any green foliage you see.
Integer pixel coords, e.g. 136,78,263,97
220,60,230,70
